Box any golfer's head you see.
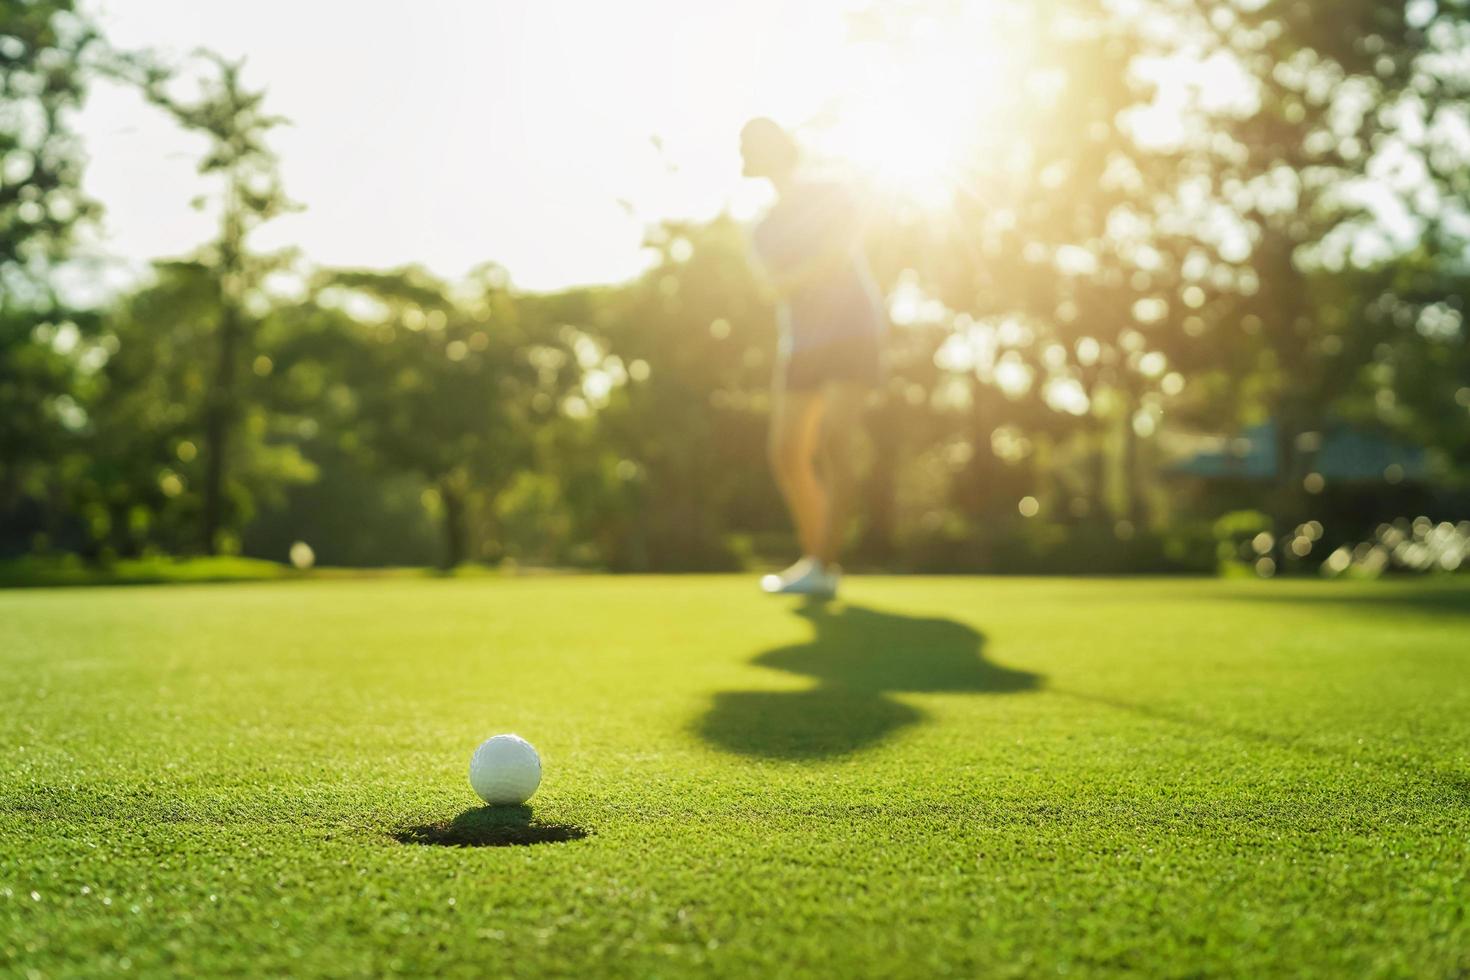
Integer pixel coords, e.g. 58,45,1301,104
740,117,798,180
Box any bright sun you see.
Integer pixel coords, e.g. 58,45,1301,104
796,8,1008,205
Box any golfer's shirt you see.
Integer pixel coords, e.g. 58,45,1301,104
751,176,886,357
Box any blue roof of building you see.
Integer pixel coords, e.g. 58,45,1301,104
1169,420,1430,482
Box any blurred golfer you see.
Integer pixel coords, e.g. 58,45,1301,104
741,117,886,598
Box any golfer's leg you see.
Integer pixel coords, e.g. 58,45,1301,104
815,383,866,567
768,388,829,558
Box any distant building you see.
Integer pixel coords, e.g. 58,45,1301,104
1168,420,1429,485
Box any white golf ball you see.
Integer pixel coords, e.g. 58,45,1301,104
468,734,541,805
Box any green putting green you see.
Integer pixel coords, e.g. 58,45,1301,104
2,575,1467,976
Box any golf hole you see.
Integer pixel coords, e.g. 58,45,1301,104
393,806,589,848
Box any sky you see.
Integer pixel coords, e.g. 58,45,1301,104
63,1,1458,299
75,0,868,292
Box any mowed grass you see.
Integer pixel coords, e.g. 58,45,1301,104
2,576,1468,978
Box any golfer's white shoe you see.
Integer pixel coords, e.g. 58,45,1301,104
761,557,838,597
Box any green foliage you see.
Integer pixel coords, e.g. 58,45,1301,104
132,52,298,555
0,0,98,274
1214,508,1275,574
0,553,287,587
859,0,1470,545
305,265,570,567
241,442,441,568
3,0,1469,572
0,0,103,553
70,261,315,558
580,217,780,569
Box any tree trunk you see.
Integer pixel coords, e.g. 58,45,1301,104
1091,419,1110,522
1271,407,1310,562
1118,387,1148,527
860,401,899,563
439,479,467,570
201,272,241,556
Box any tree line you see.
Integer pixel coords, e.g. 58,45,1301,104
2,0,1467,575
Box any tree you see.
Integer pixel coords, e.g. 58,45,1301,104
584,217,779,569
855,0,1172,539
135,53,295,554
309,266,559,568
75,261,315,558
0,0,104,553
1140,0,1470,544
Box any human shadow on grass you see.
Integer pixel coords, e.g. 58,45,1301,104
696,601,1042,759
393,805,588,848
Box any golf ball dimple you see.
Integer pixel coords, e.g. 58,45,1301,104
469,734,541,805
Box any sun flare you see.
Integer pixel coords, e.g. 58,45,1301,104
793,8,1010,205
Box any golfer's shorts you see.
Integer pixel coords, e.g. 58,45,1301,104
778,333,884,392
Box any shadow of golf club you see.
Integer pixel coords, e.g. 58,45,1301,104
392,804,589,847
